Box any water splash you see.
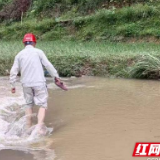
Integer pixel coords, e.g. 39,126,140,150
0,78,56,160
0,105,53,144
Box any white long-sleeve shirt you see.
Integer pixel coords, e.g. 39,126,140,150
10,45,59,88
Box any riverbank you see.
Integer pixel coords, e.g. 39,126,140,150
1,2,160,80
1,41,160,79
0,3,160,42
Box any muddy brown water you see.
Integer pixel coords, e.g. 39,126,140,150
0,77,160,160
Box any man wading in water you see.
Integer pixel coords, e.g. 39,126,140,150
10,33,67,134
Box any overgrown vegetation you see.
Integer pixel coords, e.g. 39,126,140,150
30,0,158,16
0,2,160,41
0,1,160,79
0,41,160,79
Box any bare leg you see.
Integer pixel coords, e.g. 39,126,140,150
37,107,47,135
37,107,46,125
25,107,33,129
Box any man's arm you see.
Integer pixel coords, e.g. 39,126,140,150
39,51,68,91
10,56,20,92
39,51,59,79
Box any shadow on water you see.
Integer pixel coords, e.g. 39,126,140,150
0,150,33,160
0,148,56,160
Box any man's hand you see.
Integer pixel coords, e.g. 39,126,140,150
11,88,16,94
55,77,68,91
55,77,61,83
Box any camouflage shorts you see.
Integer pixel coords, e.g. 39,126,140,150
23,85,48,109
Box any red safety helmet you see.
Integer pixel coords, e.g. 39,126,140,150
23,33,36,43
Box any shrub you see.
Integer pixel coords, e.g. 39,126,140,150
129,54,160,79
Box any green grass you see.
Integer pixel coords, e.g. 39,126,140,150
1,2,160,79
1,41,160,78
2,40,160,57
37,41,160,61
1,3,160,42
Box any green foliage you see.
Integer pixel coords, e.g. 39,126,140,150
0,18,57,40
1,1,160,79
116,4,154,22
129,55,160,79
31,0,106,15
30,0,157,17
41,27,67,40
117,23,140,37
32,0,61,14
0,0,11,10
0,41,160,78
73,3,160,40
1,1,160,41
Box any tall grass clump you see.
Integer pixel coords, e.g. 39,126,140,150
129,54,160,79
